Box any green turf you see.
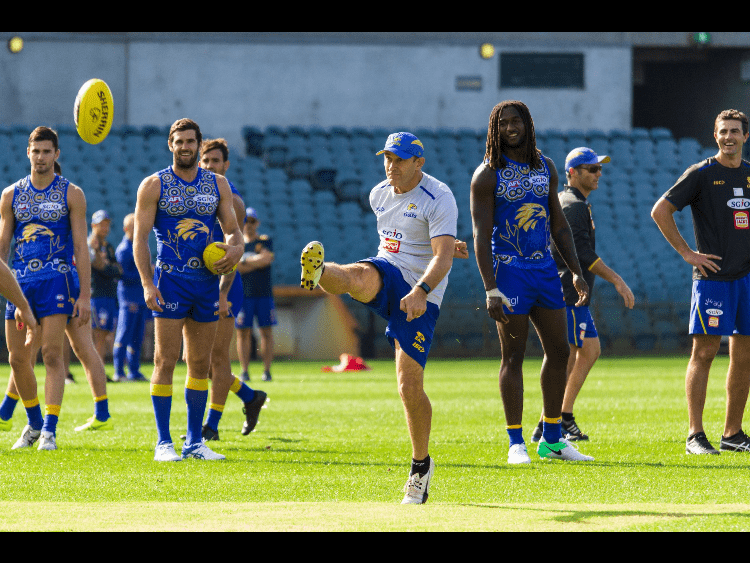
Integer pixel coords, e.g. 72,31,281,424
1,356,749,531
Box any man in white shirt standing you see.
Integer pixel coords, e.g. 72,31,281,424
301,132,467,505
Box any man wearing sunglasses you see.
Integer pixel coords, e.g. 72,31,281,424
532,148,635,444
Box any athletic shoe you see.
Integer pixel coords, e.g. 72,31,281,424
242,391,268,436
75,417,114,432
720,431,750,453
562,417,590,442
37,431,57,452
686,432,720,456
508,444,532,465
402,458,435,505
127,373,149,383
112,373,128,383
262,371,273,382
154,443,182,462
11,426,40,450
202,425,220,442
538,438,594,462
530,423,543,444
0,418,12,432
181,442,226,461
300,241,325,291
240,371,250,383
65,373,76,385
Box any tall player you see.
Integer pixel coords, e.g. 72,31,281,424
471,101,594,465
652,109,750,455
301,132,468,505
198,138,267,441
0,127,93,451
134,119,244,462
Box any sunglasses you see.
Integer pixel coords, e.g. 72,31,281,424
578,165,603,174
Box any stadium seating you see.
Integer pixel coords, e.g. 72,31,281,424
0,124,712,355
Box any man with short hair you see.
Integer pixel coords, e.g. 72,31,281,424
652,109,750,455
0,126,93,451
301,132,468,505
134,119,244,462
531,148,635,444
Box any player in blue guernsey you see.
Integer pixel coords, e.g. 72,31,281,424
0,127,93,451
134,119,243,462
113,213,149,382
471,102,594,464
197,138,267,442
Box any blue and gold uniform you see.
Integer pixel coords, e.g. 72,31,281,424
5,174,78,321
152,166,220,322
212,180,244,320
491,156,565,316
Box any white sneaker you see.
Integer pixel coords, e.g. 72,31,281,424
11,426,41,450
508,444,532,465
154,442,182,462
401,458,435,505
37,431,57,451
181,442,226,461
538,437,594,462
300,242,325,291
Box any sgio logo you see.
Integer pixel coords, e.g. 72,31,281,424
727,198,750,210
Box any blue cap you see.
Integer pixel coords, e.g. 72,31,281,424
91,210,111,225
376,132,425,160
565,147,611,171
246,207,258,220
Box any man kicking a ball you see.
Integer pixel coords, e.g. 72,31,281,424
301,132,468,505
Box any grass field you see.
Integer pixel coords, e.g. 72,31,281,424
1,356,749,532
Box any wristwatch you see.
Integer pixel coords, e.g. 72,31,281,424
416,281,432,295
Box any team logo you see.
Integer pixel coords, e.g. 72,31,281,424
727,198,750,210
709,317,720,328
735,211,749,230
706,309,723,317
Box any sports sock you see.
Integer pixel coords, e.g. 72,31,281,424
543,416,563,445
411,456,431,477
230,376,255,404
507,425,524,447
185,377,209,447
562,412,575,423
43,405,61,435
205,404,224,433
94,395,110,422
151,384,173,445
23,398,43,431
0,392,19,421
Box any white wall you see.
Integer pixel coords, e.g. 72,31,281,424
1,38,632,153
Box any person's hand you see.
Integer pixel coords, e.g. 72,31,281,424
573,275,590,308
454,240,469,259
14,306,38,347
144,283,164,313
72,297,91,327
683,250,722,278
400,288,428,323
487,288,513,325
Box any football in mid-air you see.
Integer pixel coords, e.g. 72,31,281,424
203,242,237,276
74,79,114,145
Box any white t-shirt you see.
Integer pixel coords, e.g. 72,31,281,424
369,172,458,308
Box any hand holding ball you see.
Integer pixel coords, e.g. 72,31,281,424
203,242,237,276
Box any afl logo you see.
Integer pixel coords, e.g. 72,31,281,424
89,107,101,124
168,196,184,206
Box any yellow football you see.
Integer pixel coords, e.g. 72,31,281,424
74,79,114,145
203,242,237,276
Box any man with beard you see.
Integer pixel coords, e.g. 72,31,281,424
471,101,594,465
133,119,244,462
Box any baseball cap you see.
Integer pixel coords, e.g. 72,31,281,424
91,210,111,225
565,148,611,171
376,132,425,161
246,207,258,220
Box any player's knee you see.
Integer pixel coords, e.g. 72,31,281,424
41,345,64,370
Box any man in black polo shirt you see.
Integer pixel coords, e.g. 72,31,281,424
532,148,635,443
652,109,750,456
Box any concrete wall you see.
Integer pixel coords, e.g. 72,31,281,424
0,34,632,154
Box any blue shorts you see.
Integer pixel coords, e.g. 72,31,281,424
226,274,244,319
358,257,440,370
92,297,118,332
567,306,598,348
494,258,566,316
235,297,277,329
5,272,78,321
154,267,219,323
690,273,750,336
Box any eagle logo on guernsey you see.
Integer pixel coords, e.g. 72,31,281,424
16,224,65,263
162,219,211,260
497,204,548,257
